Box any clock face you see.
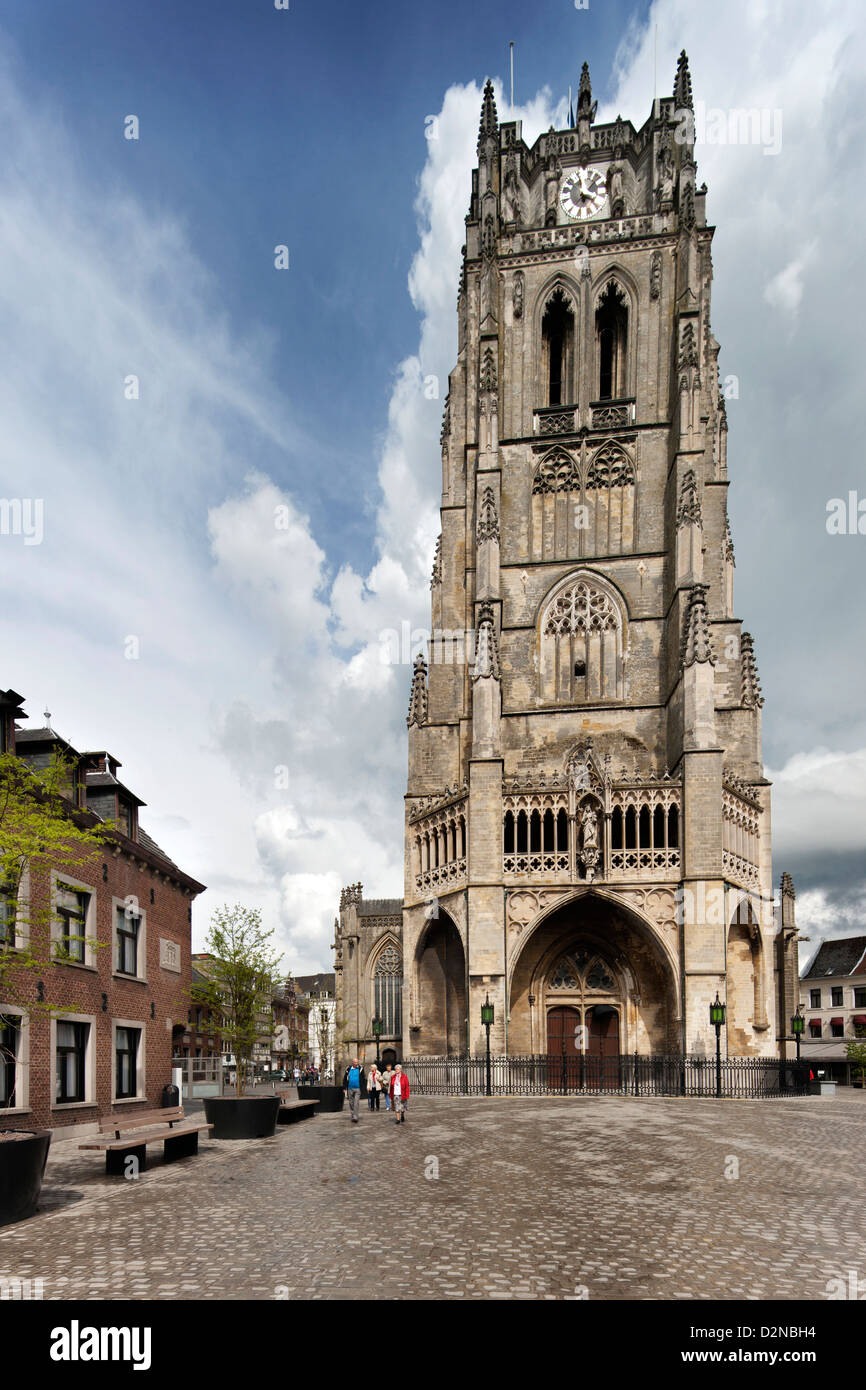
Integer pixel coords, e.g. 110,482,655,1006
560,167,607,221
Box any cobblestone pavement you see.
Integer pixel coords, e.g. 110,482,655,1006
1,1093,863,1301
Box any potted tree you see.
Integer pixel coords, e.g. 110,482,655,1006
197,905,284,1139
0,749,109,1225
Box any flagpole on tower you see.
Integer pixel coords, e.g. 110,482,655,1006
653,24,658,118
510,41,515,110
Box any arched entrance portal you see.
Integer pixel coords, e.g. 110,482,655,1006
544,949,623,1089
510,891,679,1059
416,911,467,1055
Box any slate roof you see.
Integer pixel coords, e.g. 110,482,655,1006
85,769,146,807
358,898,403,917
802,936,866,979
295,973,336,996
137,826,177,867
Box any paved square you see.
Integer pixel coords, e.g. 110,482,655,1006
1,1094,863,1300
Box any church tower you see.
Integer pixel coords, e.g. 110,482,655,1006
401,55,798,1064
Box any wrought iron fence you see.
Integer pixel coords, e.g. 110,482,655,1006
403,1054,809,1099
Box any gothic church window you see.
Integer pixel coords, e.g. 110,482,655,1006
538,575,626,703
374,943,403,1038
541,289,575,406
596,281,628,400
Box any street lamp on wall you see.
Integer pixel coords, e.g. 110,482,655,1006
709,992,726,1098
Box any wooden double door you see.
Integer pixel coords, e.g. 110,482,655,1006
546,1004,620,1090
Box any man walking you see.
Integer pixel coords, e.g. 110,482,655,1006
343,1057,366,1124
389,1064,410,1124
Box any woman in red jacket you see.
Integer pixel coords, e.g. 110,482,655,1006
389,1065,410,1123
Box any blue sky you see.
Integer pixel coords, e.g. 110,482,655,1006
5,0,651,568
2,0,865,968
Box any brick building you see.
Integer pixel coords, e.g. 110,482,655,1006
334,55,802,1066
0,689,205,1134
271,977,309,1070
798,936,866,1084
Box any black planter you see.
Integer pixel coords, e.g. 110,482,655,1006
297,1084,345,1112
0,1130,52,1227
203,1095,280,1139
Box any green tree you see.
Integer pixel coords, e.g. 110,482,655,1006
0,751,111,1084
197,905,284,1095
845,1039,866,1087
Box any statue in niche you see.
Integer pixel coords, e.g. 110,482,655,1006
580,803,599,850
503,155,520,225
657,135,675,209
578,799,601,881
608,161,624,217
543,142,562,226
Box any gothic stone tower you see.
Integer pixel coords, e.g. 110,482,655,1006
402,56,799,1063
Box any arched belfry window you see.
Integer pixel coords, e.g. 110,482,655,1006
541,288,575,407
538,572,626,703
373,942,403,1038
596,281,628,400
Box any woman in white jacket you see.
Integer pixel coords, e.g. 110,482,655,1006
367,1063,382,1111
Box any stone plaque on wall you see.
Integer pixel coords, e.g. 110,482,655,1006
159,937,181,973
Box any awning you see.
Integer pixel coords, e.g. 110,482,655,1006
830,1017,843,1026
853,1015,866,1025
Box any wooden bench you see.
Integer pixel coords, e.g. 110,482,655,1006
79,1106,213,1174
275,1093,318,1126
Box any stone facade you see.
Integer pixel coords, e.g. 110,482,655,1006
333,889,403,1069
335,55,801,1066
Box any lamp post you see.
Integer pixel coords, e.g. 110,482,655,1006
709,992,726,1098
481,994,494,1097
372,1014,383,1067
791,1004,805,1063
319,1005,329,1076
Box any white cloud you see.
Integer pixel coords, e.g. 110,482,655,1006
769,747,866,855
763,245,815,316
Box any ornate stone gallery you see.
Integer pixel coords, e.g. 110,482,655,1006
334,54,801,1067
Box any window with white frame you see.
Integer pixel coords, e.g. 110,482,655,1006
116,908,140,975
114,1024,142,1099
56,883,89,963
55,1019,90,1103
114,899,146,979
0,1009,26,1108
0,879,17,948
